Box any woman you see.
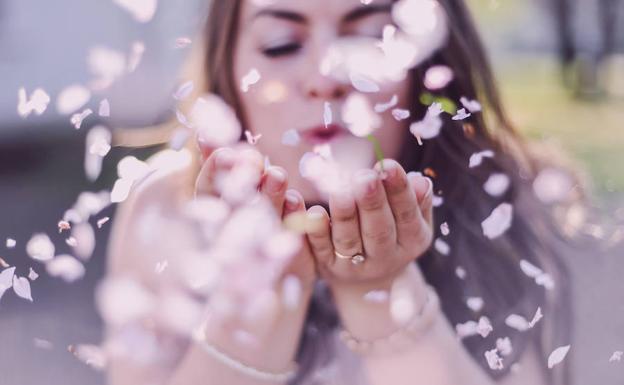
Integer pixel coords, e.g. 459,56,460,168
104,0,574,384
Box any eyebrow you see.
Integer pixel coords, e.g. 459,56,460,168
252,3,393,25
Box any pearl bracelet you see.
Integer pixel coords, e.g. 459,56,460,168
192,327,298,382
338,285,440,356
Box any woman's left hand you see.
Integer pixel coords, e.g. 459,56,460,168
305,159,434,290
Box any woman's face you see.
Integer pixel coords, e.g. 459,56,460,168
234,0,412,202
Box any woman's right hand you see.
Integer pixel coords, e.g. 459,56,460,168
192,144,317,372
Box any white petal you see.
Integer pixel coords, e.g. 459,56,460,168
481,203,513,239
6,238,16,248
13,275,33,301
28,268,39,281
98,99,110,117
391,108,410,121
46,255,85,283
26,233,55,262
70,108,93,129
460,97,482,113
0,267,16,300
71,222,96,261
240,68,261,92
505,314,529,331
127,41,145,73
191,94,242,147
434,238,450,255
424,65,454,90
469,150,494,168
484,173,510,197
173,81,194,100
466,296,484,312
110,178,134,203
484,348,504,370
477,316,493,338
547,345,571,369
57,84,91,115
349,72,380,93
113,0,158,23
281,129,301,147
374,95,398,113
528,307,543,328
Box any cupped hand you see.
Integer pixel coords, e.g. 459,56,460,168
305,159,434,290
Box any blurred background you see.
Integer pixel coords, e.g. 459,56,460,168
0,0,623,384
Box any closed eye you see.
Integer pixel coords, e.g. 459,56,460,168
262,42,302,58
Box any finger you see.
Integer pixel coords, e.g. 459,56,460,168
328,185,363,262
407,172,434,227
352,169,396,257
260,166,288,217
195,147,236,197
283,189,305,218
305,205,334,269
374,159,424,248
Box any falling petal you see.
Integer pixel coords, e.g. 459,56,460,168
609,351,623,362
547,345,571,369
57,85,91,115
349,72,380,93
173,81,194,100
17,88,50,118
424,65,454,90
505,314,529,331
240,68,261,92
481,203,513,239
97,217,110,229
440,222,450,236
452,108,471,121
533,168,573,204
85,126,112,181
127,41,145,72
391,108,410,121
175,37,192,48
6,238,16,248
374,94,398,113
434,238,450,255
244,130,262,145
496,337,513,356
460,96,482,113
466,297,484,312
0,267,16,301
468,150,495,168
13,275,33,302
26,233,55,262
324,101,333,128
528,307,543,328
46,255,85,283
363,290,389,303
484,348,504,370
281,129,301,147
98,99,110,117
68,344,107,370
191,94,242,147
484,173,510,197
477,316,493,338
88,46,126,89
71,222,96,261
70,108,93,129
33,338,53,350
409,102,443,140
28,268,39,281
455,266,467,279
113,0,158,23
342,93,381,137
96,277,156,326
110,178,134,203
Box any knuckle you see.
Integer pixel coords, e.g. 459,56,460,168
359,195,386,211
334,235,361,251
395,205,419,225
332,209,358,223
363,226,395,246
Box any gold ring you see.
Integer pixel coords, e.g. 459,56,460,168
334,250,367,265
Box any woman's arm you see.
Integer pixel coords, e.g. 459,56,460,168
105,157,314,385
330,263,547,385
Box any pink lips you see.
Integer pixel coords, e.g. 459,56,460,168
300,124,347,145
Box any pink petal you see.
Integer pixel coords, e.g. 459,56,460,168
173,81,194,100
57,85,91,115
47,255,85,282
240,68,261,92
112,0,157,23
191,94,242,147
547,345,571,369
26,233,55,262
98,99,110,117
424,65,454,90
481,203,513,239
13,275,33,302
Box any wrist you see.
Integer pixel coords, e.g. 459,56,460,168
329,264,429,340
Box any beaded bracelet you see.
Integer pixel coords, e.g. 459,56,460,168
338,285,441,356
192,327,298,382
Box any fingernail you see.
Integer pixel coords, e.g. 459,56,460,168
266,167,286,193
285,190,300,210
354,170,378,197
378,159,399,179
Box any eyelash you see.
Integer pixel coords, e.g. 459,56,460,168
262,42,301,58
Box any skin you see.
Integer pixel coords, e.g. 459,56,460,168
107,1,548,384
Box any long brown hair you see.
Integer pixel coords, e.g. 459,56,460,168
201,1,573,384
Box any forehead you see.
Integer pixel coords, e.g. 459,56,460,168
240,0,394,22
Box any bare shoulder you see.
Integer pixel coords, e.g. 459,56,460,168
107,149,197,279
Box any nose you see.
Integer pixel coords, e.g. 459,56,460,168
303,71,349,100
